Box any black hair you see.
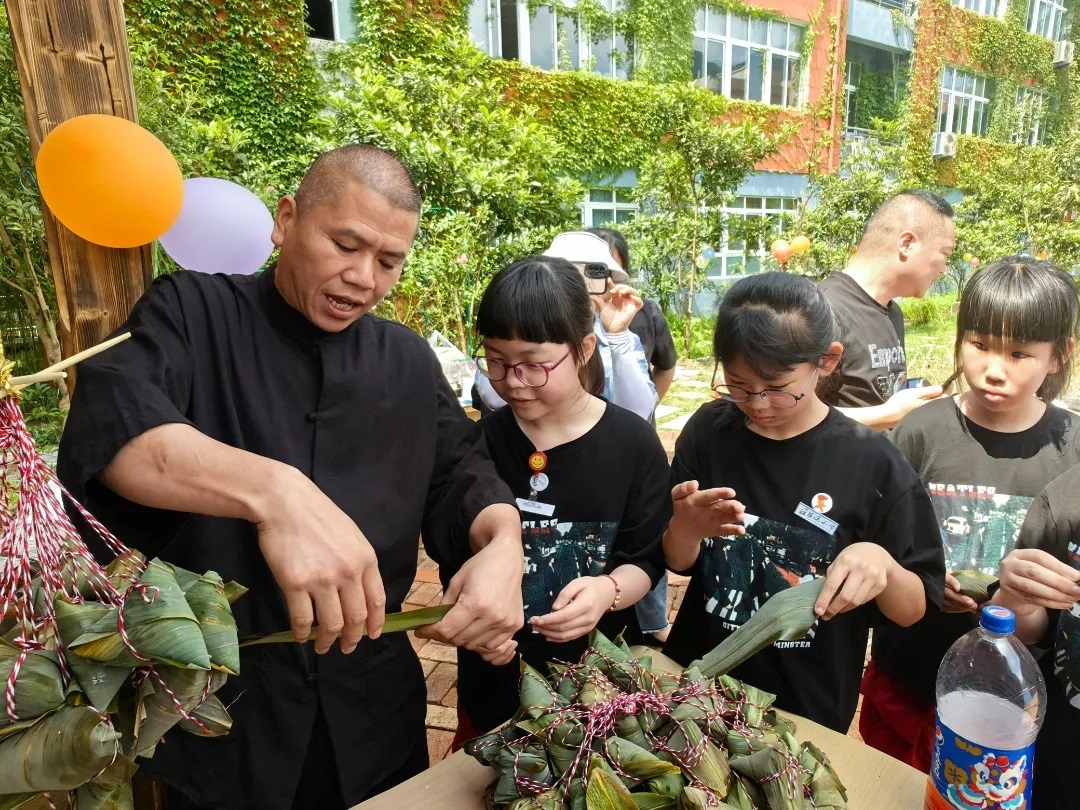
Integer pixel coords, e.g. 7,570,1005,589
713,272,836,380
295,144,422,215
476,256,605,395
859,189,954,252
587,227,631,273
955,256,1079,402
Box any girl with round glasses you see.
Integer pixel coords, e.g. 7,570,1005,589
449,255,672,748
661,272,945,734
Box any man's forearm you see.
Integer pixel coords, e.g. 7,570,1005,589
101,423,291,524
837,404,898,431
653,366,675,402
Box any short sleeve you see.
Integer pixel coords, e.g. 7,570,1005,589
888,413,925,470
648,302,677,371
605,429,672,587
57,274,196,502
1016,488,1060,556
866,479,946,613
420,353,516,572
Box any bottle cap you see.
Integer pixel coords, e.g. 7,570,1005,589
980,605,1015,634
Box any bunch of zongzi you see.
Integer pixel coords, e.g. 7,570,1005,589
466,581,846,810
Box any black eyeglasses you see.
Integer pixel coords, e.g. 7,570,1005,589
474,349,573,387
712,365,820,409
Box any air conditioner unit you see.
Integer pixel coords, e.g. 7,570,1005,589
1054,40,1075,67
932,131,958,159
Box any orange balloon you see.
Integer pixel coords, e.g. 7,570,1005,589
36,114,183,248
970,257,981,267
771,239,794,263
790,235,811,255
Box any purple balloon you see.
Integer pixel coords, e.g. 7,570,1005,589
159,177,275,275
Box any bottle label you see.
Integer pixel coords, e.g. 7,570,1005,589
927,716,1035,810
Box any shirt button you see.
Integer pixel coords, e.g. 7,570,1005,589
306,412,319,423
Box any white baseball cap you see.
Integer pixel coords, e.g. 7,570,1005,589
543,231,629,284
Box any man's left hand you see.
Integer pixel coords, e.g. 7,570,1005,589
594,284,643,334
415,533,524,651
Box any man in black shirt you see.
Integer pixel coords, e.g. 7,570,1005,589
57,145,525,809
818,190,956,430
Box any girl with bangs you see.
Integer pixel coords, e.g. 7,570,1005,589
449,256,672,747
862,256,1080,773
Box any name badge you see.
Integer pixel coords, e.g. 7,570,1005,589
795,502,839,536
517,498,555,517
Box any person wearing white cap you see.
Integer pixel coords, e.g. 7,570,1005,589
473,232,657,421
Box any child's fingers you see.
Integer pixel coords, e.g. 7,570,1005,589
686,487,739,506
671,480,700,501
1006,573,1080,610
941,588,978,613
551,578,589,611
1004,549,1080,590
944,572,962,592
814,566,847,618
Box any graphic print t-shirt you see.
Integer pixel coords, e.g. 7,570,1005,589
872,398,1080,701
454,402,672,732
818,272,908,407
662,402,944,732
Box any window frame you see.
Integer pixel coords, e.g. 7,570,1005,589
692,5,804,109
707,195,799,281
1013,86,1049,146
580,188,638,229
306,0,359,41
1026,0,1069,40
951,0,1004,18
936,66,992,138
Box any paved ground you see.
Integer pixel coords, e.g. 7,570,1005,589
409,422,865,764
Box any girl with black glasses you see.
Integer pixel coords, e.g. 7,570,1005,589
661,272,945,733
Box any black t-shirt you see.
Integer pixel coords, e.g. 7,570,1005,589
818,272,907,407
629,299,678,375
872,398,1080,701
1013,463,1080,809
662,401,944,732
454,402,672,732
55,268,514,809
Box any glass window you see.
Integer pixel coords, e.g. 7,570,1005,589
590,189,614,202
693,6,803,108
1026,0,1067,40
1014,86,1049,145
711,196,797,280
499,0,519,60
615,189,634,203
581,187,638,228
937,67,991,137
530,5,556,69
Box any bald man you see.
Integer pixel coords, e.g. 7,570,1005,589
57,145,526,809
818,189,957,431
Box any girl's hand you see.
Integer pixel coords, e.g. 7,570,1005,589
529,577,617,643
668,480,746,542
596,284,644,334
815,542,893,620
998,548,1080,616
477,638,518,666
941,573,979,614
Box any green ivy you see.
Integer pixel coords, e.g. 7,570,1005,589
851,69,900,128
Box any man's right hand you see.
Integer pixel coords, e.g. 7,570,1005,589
885,385,946,423
257,467,386,655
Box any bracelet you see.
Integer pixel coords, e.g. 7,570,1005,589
600,574,621,612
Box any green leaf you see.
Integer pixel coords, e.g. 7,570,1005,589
585,768,638,810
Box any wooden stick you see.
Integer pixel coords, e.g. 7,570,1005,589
7,371,67,387
36,332,132,376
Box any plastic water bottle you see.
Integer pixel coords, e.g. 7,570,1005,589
925,606,1046,810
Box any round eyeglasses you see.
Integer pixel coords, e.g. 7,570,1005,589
474,349,573,388
712,366,820,409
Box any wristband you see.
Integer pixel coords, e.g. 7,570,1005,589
600,574,621,612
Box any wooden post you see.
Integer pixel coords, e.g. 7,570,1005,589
4,0,152,389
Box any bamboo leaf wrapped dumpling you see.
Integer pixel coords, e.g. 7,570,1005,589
173,567,240,675
0,705,120,792
0,645,64,725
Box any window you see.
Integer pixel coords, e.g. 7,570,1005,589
581,188,637,228
707,196,798,280
693,6,803,108
844,62,861,133
305,0,358,41
937,67,991,137
1027,0,1068,40
951,0,1002,16
1014,86,1049,145
469,0,629,77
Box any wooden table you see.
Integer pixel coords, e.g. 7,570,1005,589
355,710,928,809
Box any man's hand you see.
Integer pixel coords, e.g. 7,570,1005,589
257,469,386,655
941,573,979,613
529,576,616,643
815,542,893,620
998,548,1080,615
885,385,946,423
594,283,644,334
415,533,525,651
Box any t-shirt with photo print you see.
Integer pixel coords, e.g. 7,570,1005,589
872,397,1080,701
662,401,944,732
450,401,672,733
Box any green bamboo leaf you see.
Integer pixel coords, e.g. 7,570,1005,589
178,693,232,737
953,569,996,605
691,579,825,678
605,736,681,783
0,705,120,791
631,793,677,809
75,753,138,810
585,768,638,810
179,570,240,674
0,794,37,810
730,747,800,810
0,645,64,724
133,667,227,758
240,603,452,646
